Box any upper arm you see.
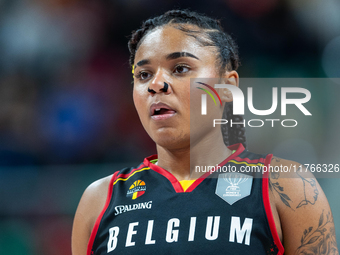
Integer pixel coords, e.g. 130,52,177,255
269,157,339,255
71,175,112,255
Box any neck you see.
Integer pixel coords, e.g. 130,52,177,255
155,131,232,181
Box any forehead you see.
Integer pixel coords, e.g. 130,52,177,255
134,25,216,63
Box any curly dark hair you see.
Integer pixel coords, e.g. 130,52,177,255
128,9,246,148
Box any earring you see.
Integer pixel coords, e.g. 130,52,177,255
161,82,169,92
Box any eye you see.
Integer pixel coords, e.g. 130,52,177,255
136,71,152,80
174,65,190,74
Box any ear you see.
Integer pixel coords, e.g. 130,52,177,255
220,70,239,103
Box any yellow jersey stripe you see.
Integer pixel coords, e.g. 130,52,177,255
113,167,150,186
228,160,264,167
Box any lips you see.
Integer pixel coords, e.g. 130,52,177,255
150,102,176,120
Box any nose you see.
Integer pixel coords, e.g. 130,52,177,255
148,70,171,95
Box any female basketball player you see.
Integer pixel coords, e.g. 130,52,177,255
72,10,338,255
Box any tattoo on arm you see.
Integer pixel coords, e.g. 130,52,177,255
268,171,294,210
271,156,281,163
296,172,319,209
295,210,339,255
269,157,319,210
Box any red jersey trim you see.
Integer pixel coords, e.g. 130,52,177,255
112,167,150,185
86,172,117,255
233,156,265,164
143,156,184,192
144,143,245,193
262,154,285,255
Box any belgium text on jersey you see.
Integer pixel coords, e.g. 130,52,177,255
107,216,253,252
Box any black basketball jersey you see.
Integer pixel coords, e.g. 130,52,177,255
87,144,284,255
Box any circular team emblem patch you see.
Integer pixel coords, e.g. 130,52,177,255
126,180,146,200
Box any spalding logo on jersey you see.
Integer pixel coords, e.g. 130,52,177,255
215,173,253,205
126,180,146,200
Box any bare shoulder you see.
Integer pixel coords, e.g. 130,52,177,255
78,175,113,224
269,156,339,255
71,174,113,255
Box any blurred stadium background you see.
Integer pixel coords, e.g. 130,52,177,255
0,0,339,254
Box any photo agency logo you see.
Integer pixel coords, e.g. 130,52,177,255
196,82,223,115
196,82,312,128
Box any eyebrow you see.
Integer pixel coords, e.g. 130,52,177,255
166,52,200,60
136,59,150,67
134,51,199,69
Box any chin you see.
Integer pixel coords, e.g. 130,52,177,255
152,130,190,151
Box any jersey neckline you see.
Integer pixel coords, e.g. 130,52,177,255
143,143,246,193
